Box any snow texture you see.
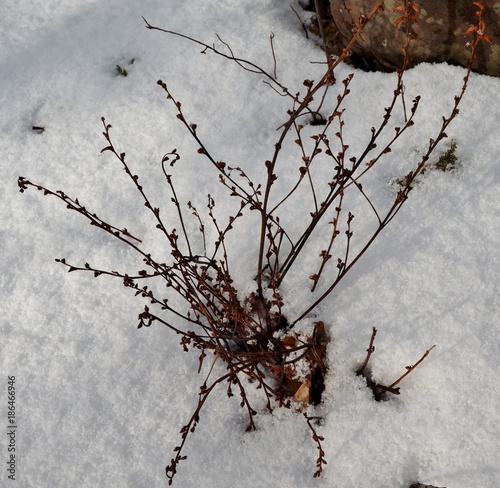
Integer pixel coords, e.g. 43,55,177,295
1,1,499,487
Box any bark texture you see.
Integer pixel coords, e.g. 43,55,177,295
326,1,500,76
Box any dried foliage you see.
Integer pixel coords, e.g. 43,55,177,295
357,327,436,401
17,1,490,484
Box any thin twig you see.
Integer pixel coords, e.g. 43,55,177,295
304,414,327,478
269,32,277,80
356,327,377,376
387,345,436,391
290,5,309,39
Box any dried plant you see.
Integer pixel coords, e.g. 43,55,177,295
357,327,436,401
18,1,490,484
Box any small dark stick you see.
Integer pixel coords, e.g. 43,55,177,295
409,484,446,488
357,326,377,376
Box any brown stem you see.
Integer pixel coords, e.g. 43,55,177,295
356,326,377,376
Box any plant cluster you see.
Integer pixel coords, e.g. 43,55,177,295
116,57,136,77
18,1,490,484
434,140,458,172
393,139,460,187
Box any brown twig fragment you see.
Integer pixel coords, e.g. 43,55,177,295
387,345,436,392
304,414,327,478
356,326,377,376
375,345,436,399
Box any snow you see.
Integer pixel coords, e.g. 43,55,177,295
1,1,499,487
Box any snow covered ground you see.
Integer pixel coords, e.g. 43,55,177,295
1,1,499,487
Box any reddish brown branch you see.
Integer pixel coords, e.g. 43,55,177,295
356,326,377,376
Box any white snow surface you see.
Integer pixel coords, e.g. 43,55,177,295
1,1,500,487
